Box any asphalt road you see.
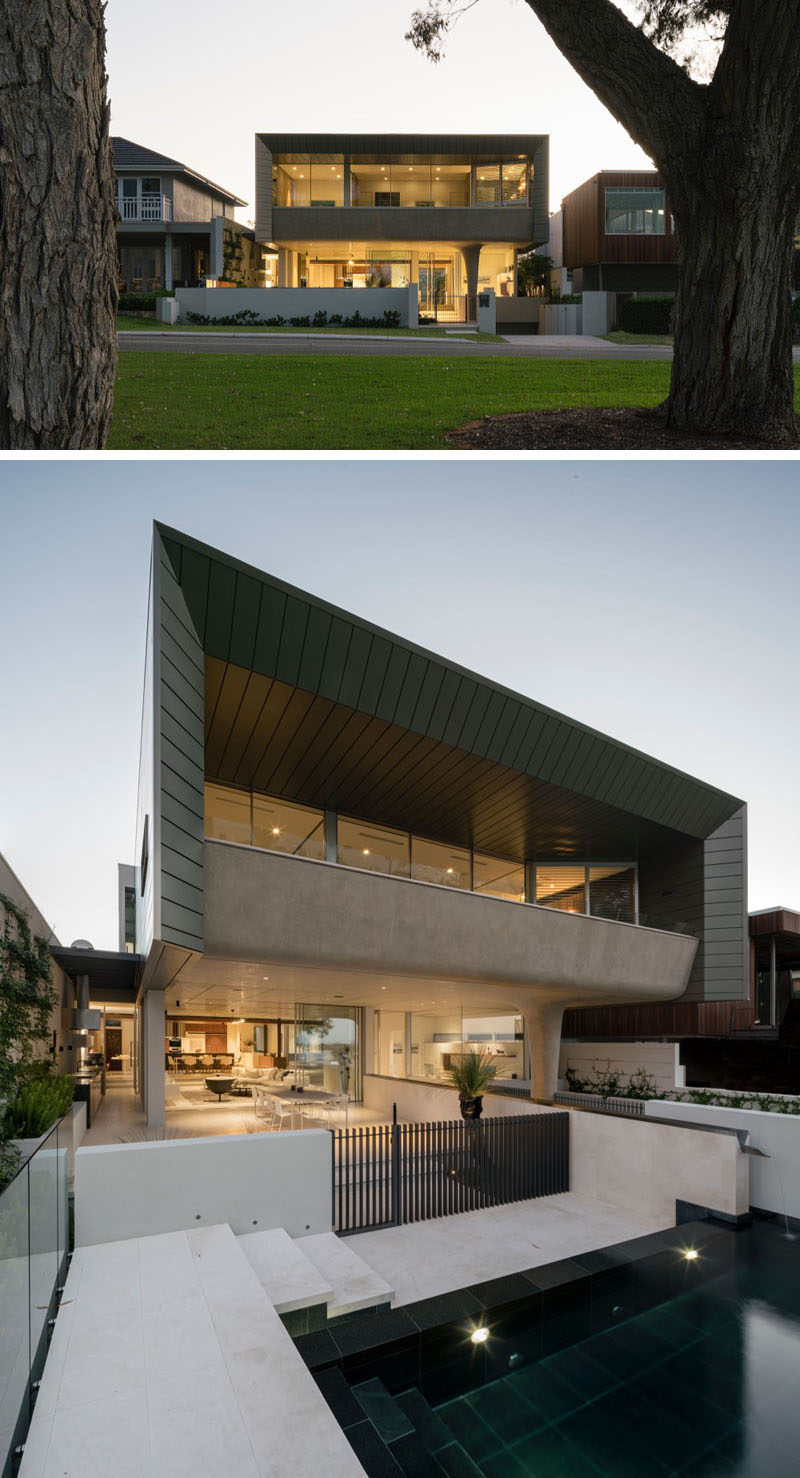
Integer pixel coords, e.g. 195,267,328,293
117,330,677,361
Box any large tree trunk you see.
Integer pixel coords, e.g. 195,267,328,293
522,0,800,443
666,188,797,442
0,2,118,449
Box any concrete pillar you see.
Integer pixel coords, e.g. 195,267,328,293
324,809,338,863
344,160,351,207
143,988,166,1129
165,233,173,292
458,244,483,322
520,999,565,1101
210,217,224,281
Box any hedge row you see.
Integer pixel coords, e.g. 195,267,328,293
184,308,403,329
618,295,674,334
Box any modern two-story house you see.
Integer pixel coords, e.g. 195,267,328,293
254,133,550,319
128,523,748,1128
113,138,262,293
558,168,678,294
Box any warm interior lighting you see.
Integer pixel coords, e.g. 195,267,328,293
271,827,280,835
363,848,370,855
446,868,454,875
471,1327,489,1345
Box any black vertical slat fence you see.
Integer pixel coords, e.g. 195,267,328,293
332,1113,569,1235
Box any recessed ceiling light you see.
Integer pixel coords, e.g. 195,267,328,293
446,868,454,875
363,849,370,856
262,976,269,981
272,827,281,835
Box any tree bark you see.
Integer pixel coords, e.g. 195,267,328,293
523,0,800,441
0,2,118,449
665,169,798,440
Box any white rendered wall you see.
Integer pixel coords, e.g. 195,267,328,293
571,1111,748,1223
559,1041,684,1093
75,1130,332,1246
174,285,419,327
363,1074,557,1122
646,1100,800,1220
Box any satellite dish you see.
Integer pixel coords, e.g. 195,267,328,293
71,939,94,951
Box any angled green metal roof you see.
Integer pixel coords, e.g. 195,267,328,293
155,522,743,844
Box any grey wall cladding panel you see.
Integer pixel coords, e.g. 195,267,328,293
158,536,205,951
702,806,748,1001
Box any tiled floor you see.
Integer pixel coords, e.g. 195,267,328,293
83,1080,390,1146
351,1193,671,1305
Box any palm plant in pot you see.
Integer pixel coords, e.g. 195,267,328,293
448,1048,497,1120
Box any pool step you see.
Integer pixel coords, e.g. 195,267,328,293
238,1226,333,1314
395,1387,453,1452
353,1378,414,1441
295,1231,394,1317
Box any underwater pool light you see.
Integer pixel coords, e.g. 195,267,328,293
683,1249,699,1261
471,1326,489,1345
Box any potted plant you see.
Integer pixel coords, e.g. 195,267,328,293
448,1048,498,1120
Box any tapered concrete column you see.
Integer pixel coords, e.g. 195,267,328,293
143,988,166,1129
458,244,483,321
521,1000,565,1101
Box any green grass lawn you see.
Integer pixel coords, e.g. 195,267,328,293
116,314,499,341
604,330,674,346
110,352,678,450
110,352,800,450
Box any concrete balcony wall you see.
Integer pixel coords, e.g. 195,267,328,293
271,205,536,245
204,839,697,1010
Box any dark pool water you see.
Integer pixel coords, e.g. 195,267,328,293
343,1220,800,1477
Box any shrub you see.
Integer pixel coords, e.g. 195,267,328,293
118,291,169,313
619,295,674,334
4,1075,74,1139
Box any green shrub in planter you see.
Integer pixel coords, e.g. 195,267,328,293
619,295,674,334
4,1075,74,1139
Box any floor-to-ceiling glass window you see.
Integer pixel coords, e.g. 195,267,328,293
375,1010,406,1078
409,1009,464,1081
204,782,251,844
296,1005,361,1099
535,864,587,913
337,817,410,876
473,852,526,903
535,864,637,922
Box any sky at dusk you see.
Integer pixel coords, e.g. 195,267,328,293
1,463,797,948
104,0,656,224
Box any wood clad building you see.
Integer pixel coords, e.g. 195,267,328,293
561,169,678,293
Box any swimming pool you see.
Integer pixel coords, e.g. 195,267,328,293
295,1217,800,1477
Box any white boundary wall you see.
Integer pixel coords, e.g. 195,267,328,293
174,285,418,327
571,1111,748,1223
559,1041,684,1094
75,1130,332,1247
646,1100,800,1220
363,1074,560,1122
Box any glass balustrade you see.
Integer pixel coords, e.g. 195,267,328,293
0,1118,70,1474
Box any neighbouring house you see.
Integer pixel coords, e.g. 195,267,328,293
112,137,267,293
253,133,549,320
119,521,748,1129
562,905,800,1093
558,168,678,294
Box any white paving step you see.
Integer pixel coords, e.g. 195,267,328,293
295,1231,394,1318
20,1224,365,1478
238,1226,334,1314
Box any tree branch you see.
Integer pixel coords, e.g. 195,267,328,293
523,0,706,165
711,0,800,175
